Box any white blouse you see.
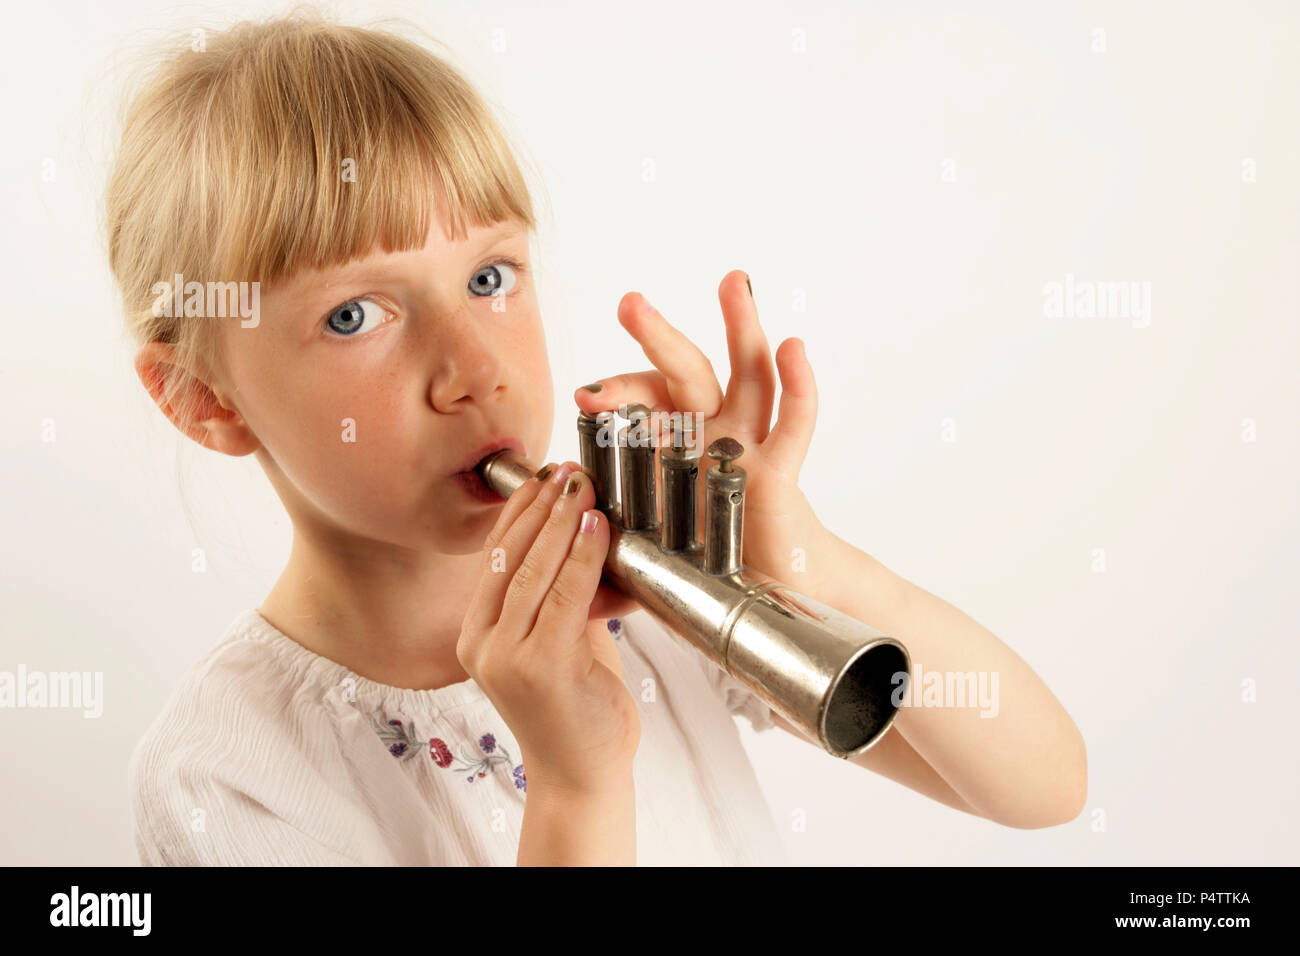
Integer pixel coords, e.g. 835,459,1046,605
128,606,792,866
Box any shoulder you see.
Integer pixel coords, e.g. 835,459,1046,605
129,609,319,776
127,609,354,864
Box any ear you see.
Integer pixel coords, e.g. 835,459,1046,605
133,342,261,456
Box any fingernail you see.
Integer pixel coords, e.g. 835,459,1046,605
580,383,603,393
534,464,554,482
551,462,574,485
580,510,598,534
563,474,581,496
746,273,753,298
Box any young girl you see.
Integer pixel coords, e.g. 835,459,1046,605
113,11,1086,866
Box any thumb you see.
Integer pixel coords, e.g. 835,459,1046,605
584,618,626,683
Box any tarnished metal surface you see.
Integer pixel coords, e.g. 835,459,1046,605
476,420,911,759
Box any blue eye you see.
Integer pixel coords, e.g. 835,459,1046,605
469,260,519,298
325,300,389,337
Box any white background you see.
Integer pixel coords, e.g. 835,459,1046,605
1,0,1297,865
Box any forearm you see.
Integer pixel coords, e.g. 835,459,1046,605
516,772,637,866
815,530,1087,828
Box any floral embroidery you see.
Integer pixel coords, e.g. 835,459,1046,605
372,717,525,792
607,617,622,637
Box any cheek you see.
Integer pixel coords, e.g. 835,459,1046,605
501,320,553,447
504,315,553,396
243,358,425,513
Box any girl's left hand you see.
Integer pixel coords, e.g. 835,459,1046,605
575,270,834,600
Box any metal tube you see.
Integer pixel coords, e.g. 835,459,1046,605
577,410,617,512
618,406,656,532
703,437,746,575
476,446,911,759
660,416,700,553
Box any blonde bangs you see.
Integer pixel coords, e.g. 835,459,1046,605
207,17,537,286
106,8,537,353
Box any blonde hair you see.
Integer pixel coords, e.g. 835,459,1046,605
104,6,540,425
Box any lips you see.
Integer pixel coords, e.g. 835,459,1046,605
452,436,525,477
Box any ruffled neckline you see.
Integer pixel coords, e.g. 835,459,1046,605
230,607,488,715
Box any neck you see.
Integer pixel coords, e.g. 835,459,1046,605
259,527,482,692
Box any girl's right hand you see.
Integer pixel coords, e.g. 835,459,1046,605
457,461,642,796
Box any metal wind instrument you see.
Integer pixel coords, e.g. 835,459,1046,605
476,405,911,759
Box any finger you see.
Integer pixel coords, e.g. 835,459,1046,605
719,270,777,440
574,369,674,417
573,370,703,452
462,463,553,636
468,461,578,635
497,469,597,638
587,581,641,621
763,337,818,480
585,615,626,684
616,292,725,418
532,506,611,655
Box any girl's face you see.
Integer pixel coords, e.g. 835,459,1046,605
216,214,552,555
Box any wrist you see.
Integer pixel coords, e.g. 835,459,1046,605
522,760,636,802
517,766,636,866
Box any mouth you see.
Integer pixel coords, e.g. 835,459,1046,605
453,436,525,476
450,469,505,503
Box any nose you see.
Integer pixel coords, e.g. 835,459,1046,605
427,305,504,412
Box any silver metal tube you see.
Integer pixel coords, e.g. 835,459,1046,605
703,438,746,576
577,411,617,512
477,447,910,759
660,418,700,553
618,408,656,532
